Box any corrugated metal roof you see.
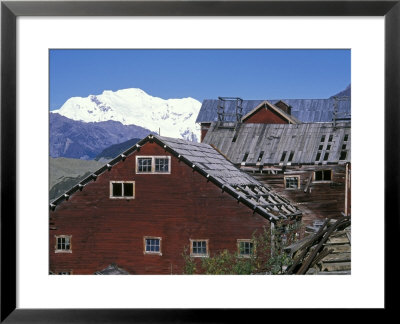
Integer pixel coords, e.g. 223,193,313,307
202,122,351,165
196,99,351,123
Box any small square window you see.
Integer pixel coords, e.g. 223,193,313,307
55,235,72,253
144,237,162,255
238,240,254,257
112,183,122,197
285,176,300,189
110,181,135,199
190,239,209,257
314,170,332,181
138,158,152,172
155,158,169,172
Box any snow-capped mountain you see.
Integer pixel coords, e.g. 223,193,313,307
51,88,202,142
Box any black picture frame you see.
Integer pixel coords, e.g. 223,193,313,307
1,0,398,322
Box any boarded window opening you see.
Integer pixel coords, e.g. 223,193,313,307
288,151,294,162
280,151,287,162
344,134,349,141
320,135,326,142
318,145,323,150
340,151,347,160
323,152,329,161
242,152,249,162
342,144,347,150
328,135,333,142
257,151,264,162
326,145,331,150
315,152,321,161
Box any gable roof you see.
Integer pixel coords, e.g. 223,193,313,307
50,134,301,223
241,100,300,124
202,122,351,165
94,263,129,275
196,98,351,123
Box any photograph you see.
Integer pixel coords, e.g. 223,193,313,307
49,49,351,275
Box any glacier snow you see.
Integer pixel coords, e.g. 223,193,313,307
51,88,202,142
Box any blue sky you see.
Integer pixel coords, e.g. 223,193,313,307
49,49,350,111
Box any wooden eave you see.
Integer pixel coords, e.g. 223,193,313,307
49,134,301,223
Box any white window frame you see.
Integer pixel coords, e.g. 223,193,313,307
284,175,300,189
136,156,171,174
143,236,162,256
237,239,254,258
54,235,72,253
190,239,209,257
109,181,135,199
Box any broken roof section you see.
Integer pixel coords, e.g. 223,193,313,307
241,100,300,124
94,263,129,275
202,122,351,165
284,216,351,275
196,98,351,123
50,134,302,223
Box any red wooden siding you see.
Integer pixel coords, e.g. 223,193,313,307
50,142,270,274
242,108,288,124
200,123,211,142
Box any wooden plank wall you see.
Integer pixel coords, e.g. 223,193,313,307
246,164,348,225
49,142,271,275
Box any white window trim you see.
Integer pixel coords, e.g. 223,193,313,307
190,239,209,258
136,156,171,174
109,181,135,199
237,239,254,258
54,235,72,253
143,236,162,256
284,175,300,189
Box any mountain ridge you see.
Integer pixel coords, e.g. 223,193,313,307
52,88,201,142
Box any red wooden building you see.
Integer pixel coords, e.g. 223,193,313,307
49,135,301,275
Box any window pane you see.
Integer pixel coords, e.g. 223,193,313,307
192,241,206,255
285,177,298,189
315,171,322,181
323,170,331,180
123,183,134,197
138,158,152,172
112,183,122,196
155,158,169,172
